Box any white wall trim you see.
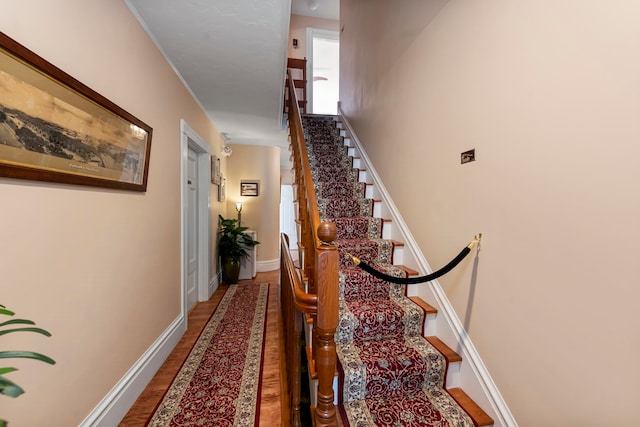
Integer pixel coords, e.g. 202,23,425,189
208,271,220,300
337,107,518,427
79,314,186,427
257,258,280,273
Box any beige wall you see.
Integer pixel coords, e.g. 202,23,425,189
226,144,281,266
0,1,225,425
288,14,340,59
281,167,294,185
341,0,640,425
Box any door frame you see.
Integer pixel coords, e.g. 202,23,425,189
305,27,340,114
180,120,211,322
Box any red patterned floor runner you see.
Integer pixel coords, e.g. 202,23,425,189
147,283,269,427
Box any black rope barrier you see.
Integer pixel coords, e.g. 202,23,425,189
346,234,481,285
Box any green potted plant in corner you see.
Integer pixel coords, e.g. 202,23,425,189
1,304,55,426
217,215,260,284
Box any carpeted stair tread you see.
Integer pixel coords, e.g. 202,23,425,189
305,134,341,145
315,181,366,199
318,197,374,218
311,166,360,183
337,296,425,344
344,389,475,427
309,144,349,156
338,336,449,401
323,217,383,240
339,266,407,301
335,238,394,268
310,154,353,168
307,143,344,152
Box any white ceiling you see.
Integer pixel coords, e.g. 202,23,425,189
126,0,339,167
291,0,340,20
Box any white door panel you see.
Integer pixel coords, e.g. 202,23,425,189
186,148,198,311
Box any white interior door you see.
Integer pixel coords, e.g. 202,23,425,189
181,120,212,325
186,147,199,311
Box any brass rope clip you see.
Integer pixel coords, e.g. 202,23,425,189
468,233,483,250
345,252,361,266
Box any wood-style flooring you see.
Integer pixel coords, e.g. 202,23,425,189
119,270,288,426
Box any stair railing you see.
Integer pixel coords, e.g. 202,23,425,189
281,70,339,427
280,233,312,427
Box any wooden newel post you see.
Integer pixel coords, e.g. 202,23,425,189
314,221,338,427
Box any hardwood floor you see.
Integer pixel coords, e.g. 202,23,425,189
119,270,287,426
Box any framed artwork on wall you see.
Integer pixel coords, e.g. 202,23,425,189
218,176,226,202
0,32,153,191
240,180,259,196
211,154,221,184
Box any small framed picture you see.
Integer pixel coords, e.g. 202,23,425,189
240,180,259,196
211,155,221,184
218,176,226,201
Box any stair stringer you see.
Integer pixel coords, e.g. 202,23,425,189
336,108,518,427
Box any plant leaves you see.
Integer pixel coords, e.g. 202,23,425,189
0,351,56,365
0,375,25,398
0,308,15,316
0,367,17,375
0,319,36,327
0,327,52,337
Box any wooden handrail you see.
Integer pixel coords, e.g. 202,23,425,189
280,69,339,427
281,233,317,313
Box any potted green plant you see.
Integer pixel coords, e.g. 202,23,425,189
217,215,260,284
1,305,55,426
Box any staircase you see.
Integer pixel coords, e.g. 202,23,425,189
302,114,493,427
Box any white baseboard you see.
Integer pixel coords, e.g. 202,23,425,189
208,273,220,299
79,313,187,427
257,258,279,273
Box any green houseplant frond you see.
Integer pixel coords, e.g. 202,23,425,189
0,317,53,337
0,304,55,425
0,368,24,398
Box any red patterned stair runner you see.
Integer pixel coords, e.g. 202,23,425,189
303,115,477,427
